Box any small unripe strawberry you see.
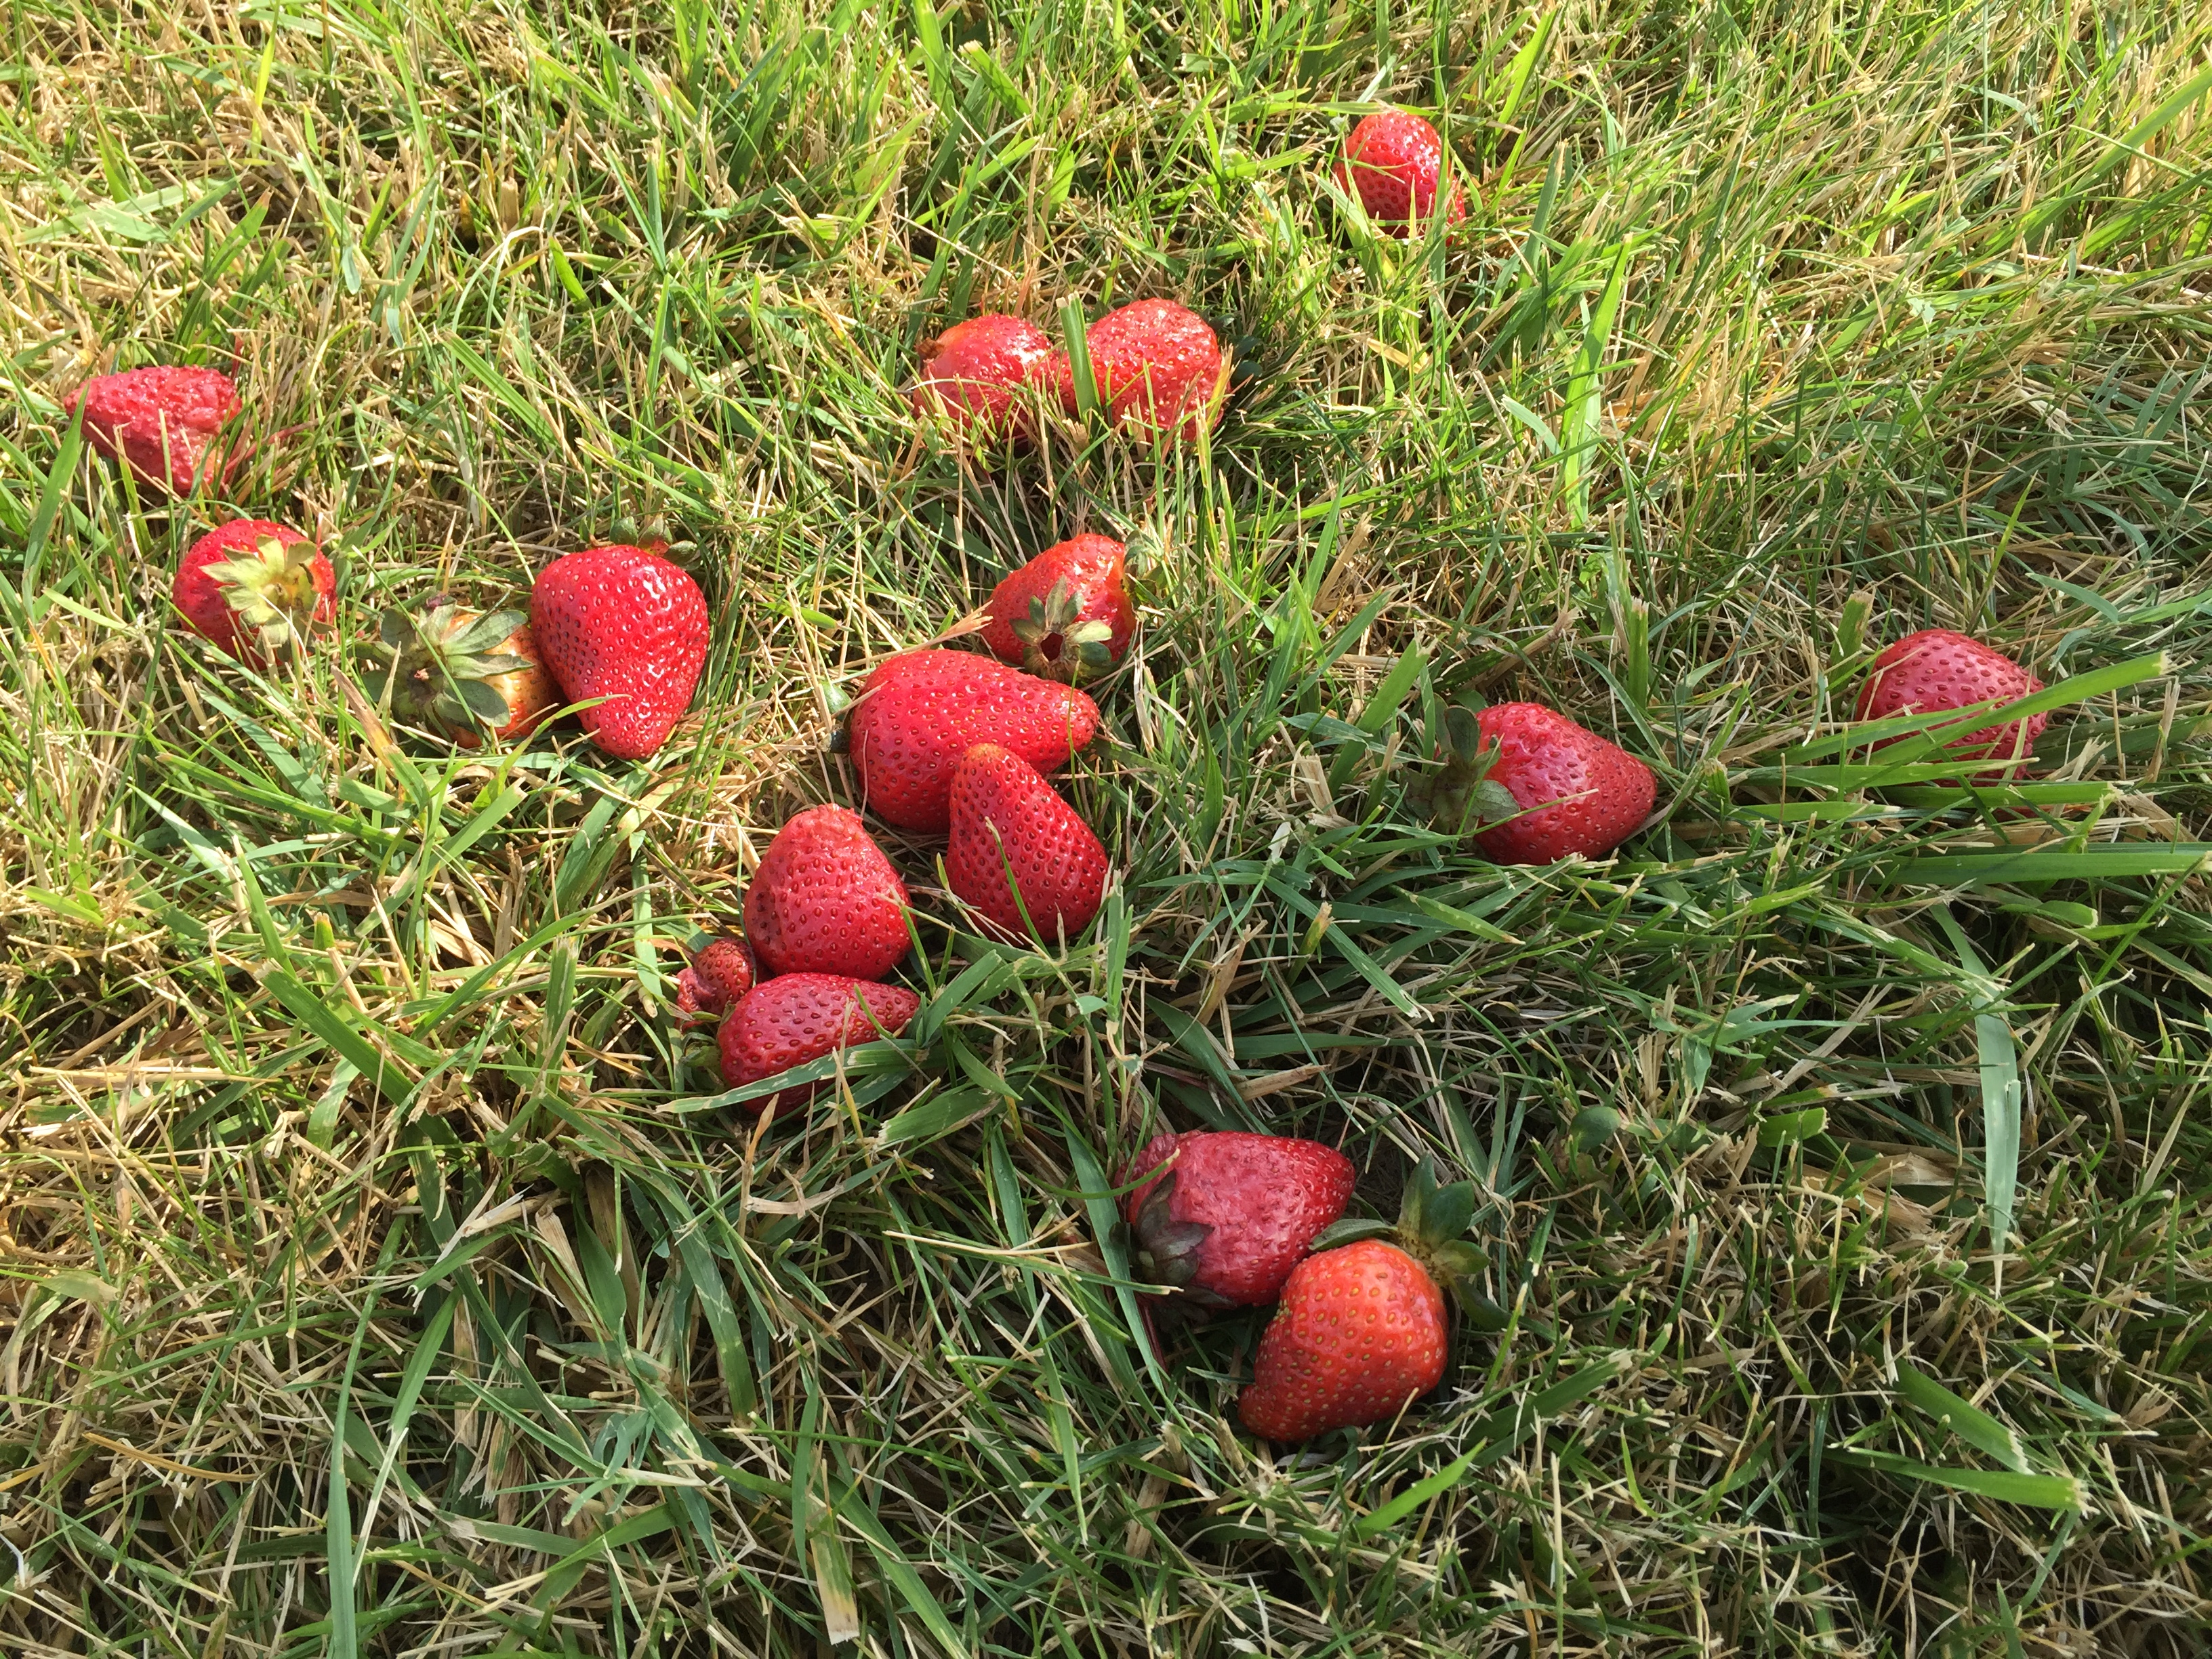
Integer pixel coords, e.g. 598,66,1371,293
674,938,757,1025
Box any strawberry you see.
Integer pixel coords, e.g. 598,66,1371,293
65,365,241,496
1052,300,1227,441
716,973,921,1113
1120,1131,1355,1309
674,937,757,1025
847,649,1101,834
945,743,1109,944
364,598,558,747
909,314,1053,447
530,544,710,760
1412,702,1654,865
1854,628,2047,773
172,518,335,663
1335,110,1465,237
743,806,912,980
981,534,1135,680
1237,1160,1486,1442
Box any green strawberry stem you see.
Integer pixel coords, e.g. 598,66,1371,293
1307,1158,1490,1313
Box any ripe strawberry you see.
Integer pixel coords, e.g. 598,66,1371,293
365,598,557,747
743,806,912,980
65,365,240,496
1052,300,1227,441
1335,110,1465,237
674,937,757,1025
1413,702,1653,865
716,973,921,1113
172,518,335,663
1237,1240,1447,1441
909,314,1053,447
530,544,710,760
1854,628,2047,773
847,649,1101,834
981,534,1135,680
1120,1131,1355,1309
945,743,1109,943
1236,1160,1486,1442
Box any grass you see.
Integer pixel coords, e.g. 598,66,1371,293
3,0,2211,1652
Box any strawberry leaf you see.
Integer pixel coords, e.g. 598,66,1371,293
458,679,514,721
1307,1216,1395,1251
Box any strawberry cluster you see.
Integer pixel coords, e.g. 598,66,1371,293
682,539,1140,1118
70,363,718,756
909,298,1229,452
68,196,2059,1458
1119,1133,1490,1441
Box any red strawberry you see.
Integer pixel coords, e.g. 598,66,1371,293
945,743,1109,943
909,314,1053,447
981,534,1135,680
365,598,558,747
1052,300,1227,441
1120,1131,1355,1308
848,649,1101,834
172,518,335,663
530,544,710,760
1236,1160,1485,1441
716,973,921,1113
1335,110,1465,237
674,937,757,1025
1431,703,1654,865
65,365,241,496
743,806,912,980
1854,628,2047,773
1237,1240,1447,1441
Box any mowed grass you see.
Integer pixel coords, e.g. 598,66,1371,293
4,0,2212,1652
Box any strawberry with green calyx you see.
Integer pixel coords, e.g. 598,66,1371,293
981,534,1134,680
1120,1131,1354,1309
364,598,558,747
1237,1159,1488,1443
1410,701,1654,865
173,518,336,663
1404,703,1521,834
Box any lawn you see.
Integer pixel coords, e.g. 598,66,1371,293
5,0,2212,1653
